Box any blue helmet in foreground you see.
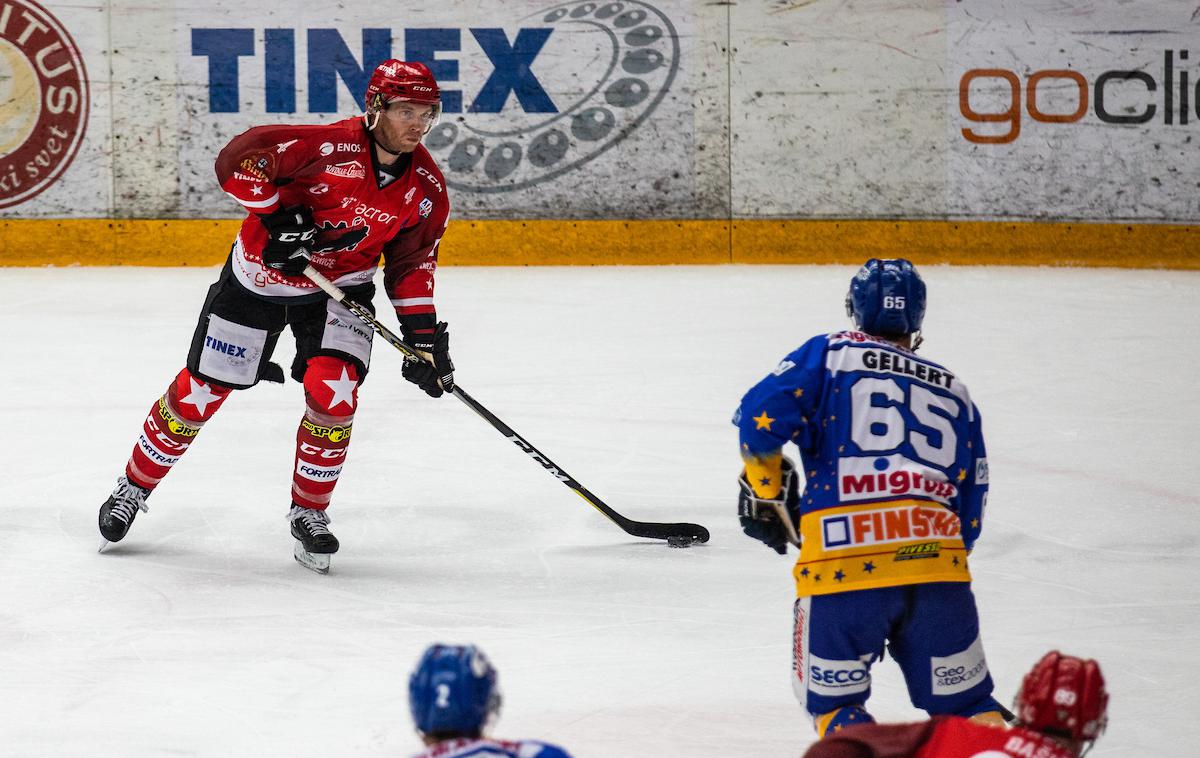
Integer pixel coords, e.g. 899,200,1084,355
845,258,927,339
409,644,502,737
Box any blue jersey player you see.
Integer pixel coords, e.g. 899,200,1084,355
407,644,572,758
734,259,1004,738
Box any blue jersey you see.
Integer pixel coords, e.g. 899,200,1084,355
735,331,988,596
410,737,572,758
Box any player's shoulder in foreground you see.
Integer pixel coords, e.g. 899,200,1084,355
297,116,373,155
412,144,447,195
230,117,369,170
413,737,571,758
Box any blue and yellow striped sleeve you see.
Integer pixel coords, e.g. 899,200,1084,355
734,336,826,498
957,402,989,551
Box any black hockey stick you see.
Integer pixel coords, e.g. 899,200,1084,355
303,266,710,546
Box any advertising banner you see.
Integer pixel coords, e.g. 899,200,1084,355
0,0,108,216
3,1,1197,227
730,0,1199,223
175,0,703,220
948,0,1199,221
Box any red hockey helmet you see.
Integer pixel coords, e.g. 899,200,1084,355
364,59,440,116
1014,651,1108,748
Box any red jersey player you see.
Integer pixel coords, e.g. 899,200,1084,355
801,651,1109,758
97,60,456,573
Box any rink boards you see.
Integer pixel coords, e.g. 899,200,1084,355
2,218,1195,269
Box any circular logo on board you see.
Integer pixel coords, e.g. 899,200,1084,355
424,0,680,193
0,0,88,209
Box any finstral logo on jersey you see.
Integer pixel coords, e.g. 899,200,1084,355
821,504,961,550
0,0,89,209
190,0,679,193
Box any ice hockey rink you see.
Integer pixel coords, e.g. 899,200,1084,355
3,263,1197,757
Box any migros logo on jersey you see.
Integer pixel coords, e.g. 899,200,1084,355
188,1,680,193
821,504,961,551
837,454,959,505
842,469,958,501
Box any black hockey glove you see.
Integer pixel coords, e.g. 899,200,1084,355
259,205,317,276
402,321,455,398
738,456,801,555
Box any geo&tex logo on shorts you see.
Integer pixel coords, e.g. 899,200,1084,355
930,635,989,696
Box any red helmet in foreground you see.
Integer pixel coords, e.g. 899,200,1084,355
365,60,440,108
1015,651,1108,748
364,59,441,129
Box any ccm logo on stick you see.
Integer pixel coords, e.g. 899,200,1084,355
959,49,1197,144
507,434,570,482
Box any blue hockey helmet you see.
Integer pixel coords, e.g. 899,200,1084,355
409,644,502,737
845,258,927,338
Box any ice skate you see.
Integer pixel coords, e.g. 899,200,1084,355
98,476,151,552
289,504,339,574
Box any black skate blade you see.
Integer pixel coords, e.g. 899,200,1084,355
293,542,331,574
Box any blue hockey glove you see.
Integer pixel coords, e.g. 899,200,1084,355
738,456,801,555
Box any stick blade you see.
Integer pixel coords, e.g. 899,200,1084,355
624,521,710,546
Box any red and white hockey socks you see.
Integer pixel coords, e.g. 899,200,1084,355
123,360,358,509
292,356,359,510
125,369,232,490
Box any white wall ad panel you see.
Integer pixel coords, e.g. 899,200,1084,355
731,1,1199,223
728,1,949,220
172,0,703,220
0,0,111,217
948,0,1200,222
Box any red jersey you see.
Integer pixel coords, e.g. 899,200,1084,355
802,716,1075,758
214,116,448,327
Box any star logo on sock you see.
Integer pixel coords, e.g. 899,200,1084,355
181,378,221,415
323,366,357,410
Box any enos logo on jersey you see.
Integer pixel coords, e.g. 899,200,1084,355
0,0,88,209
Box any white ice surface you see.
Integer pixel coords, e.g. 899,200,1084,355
2,265,1198,757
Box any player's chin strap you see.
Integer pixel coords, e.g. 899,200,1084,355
300,265,711,547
